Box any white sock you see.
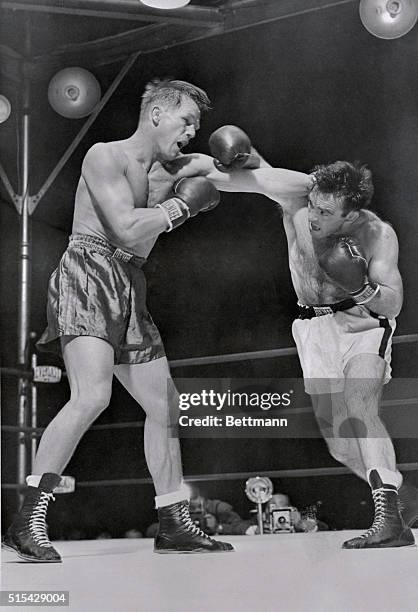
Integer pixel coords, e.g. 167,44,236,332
155,483,189,509
26,475,42,488
367,468,403,489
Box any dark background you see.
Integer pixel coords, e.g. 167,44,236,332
1,3,417,537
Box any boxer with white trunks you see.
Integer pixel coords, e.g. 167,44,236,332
186,149,418,548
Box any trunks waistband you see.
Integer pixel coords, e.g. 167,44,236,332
297,298,356,319
69,234,146,267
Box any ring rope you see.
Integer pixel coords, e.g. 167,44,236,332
1,421,145,434
1,333,418,378
2,397,418,434
2,335,417,490
169,333,418,368
2,463,418,490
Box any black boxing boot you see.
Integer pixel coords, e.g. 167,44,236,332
2,473,62,562
155,500,234,554
342,470,415,549
398,481,418,527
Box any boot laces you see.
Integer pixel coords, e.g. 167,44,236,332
360,489,387,539
28,492,55,547
179,503,210,539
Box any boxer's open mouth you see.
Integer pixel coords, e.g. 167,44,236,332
177,140,189,151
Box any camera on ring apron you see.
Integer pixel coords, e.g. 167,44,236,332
267,504,299,533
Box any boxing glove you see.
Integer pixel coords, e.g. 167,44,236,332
157,176,220,232
318,237,380,304
209,125,260,172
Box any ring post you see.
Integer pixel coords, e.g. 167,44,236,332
17,17,32,507
30,353,38,469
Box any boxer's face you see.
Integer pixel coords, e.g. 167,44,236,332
308,189,347,238
155,96,201,161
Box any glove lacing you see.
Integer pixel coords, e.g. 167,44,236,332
28,492,55,547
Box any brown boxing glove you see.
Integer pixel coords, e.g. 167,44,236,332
209,125,260,172
156,176,220,232
319,237,380,304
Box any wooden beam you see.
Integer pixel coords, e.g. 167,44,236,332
85,0,358,62
0,0,222,27
221,0,357,33
2,4,166,24
1,0,359,79
122,0,358,60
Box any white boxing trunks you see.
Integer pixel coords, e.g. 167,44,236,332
292,304,396,395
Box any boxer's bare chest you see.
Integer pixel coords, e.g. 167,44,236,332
146,161,178,208
124,158,150,208
73,150,175,255
285,208,374,304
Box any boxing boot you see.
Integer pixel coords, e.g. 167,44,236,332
398,481,418,527
2,473,62,562
342,470,415,549
155,499,234,553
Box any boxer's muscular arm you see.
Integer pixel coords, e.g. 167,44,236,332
365,224,403,319
82,144,169,248
172,153,312,206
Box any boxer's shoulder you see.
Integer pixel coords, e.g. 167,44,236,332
356,210,397,246
83,141,126,173
347,210,398,263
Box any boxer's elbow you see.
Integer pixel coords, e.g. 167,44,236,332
112,209,164,247
389,287,403,319
111,217,136,245
116,224,148,249
383,305,401,320
373,288,403,319
390,300,403,320
107,214,140,248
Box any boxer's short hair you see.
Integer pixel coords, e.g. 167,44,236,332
141,78,211,114
312,161,374,213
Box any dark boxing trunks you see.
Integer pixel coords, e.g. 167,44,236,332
37,234,166,365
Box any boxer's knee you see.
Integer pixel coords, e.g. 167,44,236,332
69,385,112,423
167,383,180,421
344,391,379,421
144,383,180,428
325,437,351,464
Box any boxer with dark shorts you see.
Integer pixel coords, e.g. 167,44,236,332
38,234,165,365
2,79,236,562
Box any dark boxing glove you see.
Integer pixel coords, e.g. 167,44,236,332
318,237,380,305
209,125,260,172
156,176,220,232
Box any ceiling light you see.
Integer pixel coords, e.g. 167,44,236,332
140,0,191,8
359,0,418,39
0,95,11,123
